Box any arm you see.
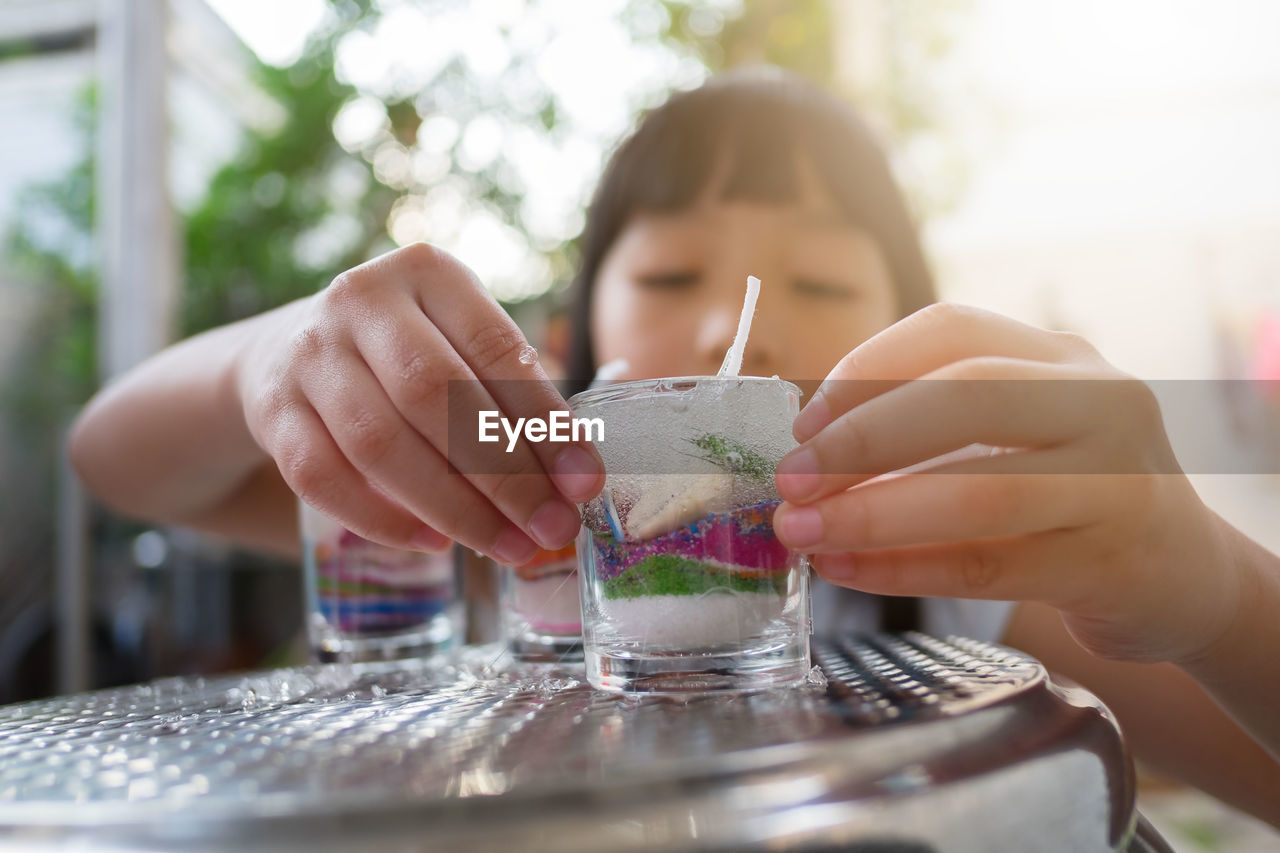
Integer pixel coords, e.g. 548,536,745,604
70,302,303,556
1175,516,1280,764
1005,600,1280,829
70,244,604,562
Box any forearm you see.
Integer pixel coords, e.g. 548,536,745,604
1177,513,1280,763
1005,602,1280,828
69,298,305,527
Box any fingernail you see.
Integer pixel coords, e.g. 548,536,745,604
551,445,603,502
528,499,581,550
793,394,832,443
814,553,856,580
492,524,538,566
775,448,820,501
777,506,823,549
410,526,450,553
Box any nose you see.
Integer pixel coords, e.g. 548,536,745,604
694,285,782,377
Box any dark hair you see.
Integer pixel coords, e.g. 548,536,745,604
565,66,938,393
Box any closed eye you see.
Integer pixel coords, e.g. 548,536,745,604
793,277,857,299
636,270,701,290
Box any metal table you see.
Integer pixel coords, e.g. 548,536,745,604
0,634,1170,852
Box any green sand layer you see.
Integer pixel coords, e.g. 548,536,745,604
690,433,774,481
601,553,789,600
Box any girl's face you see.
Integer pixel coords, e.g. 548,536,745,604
591,160,898,387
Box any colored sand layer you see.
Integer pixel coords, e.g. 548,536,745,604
588,500,791,600
511,543,576,581
590,499,789,578
602,554,787,600
313,534,454,633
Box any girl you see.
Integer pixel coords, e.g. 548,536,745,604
70,69,1280,824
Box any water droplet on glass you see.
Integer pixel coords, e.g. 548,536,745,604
518,345,538,365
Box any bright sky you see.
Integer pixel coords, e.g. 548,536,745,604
203,0,328,66
966,0,1280,104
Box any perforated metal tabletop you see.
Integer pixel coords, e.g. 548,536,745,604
0,635,1148,852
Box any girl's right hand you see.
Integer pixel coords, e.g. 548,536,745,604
233,243,605,565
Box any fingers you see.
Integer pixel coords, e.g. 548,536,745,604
348,302,582,551
808,530,1091,606
778,358,1098,504
298,348,543,564
353,243,605,502
795,303,1099,442
318,244,604,552
263,397,447,551
775,448,1100,554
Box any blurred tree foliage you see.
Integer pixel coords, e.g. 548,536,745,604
664,0,835,83
182,2,395,335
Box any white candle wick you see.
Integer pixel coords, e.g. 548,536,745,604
717,275,761,379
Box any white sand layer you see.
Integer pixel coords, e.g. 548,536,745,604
598,590,785,648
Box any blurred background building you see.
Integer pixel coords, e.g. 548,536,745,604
0,0,1276,846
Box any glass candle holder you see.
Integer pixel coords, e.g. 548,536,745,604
497,544,583,662
300,501,461,663
568,376,810,693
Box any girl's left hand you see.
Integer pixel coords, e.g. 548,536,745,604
773,303,1240,666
